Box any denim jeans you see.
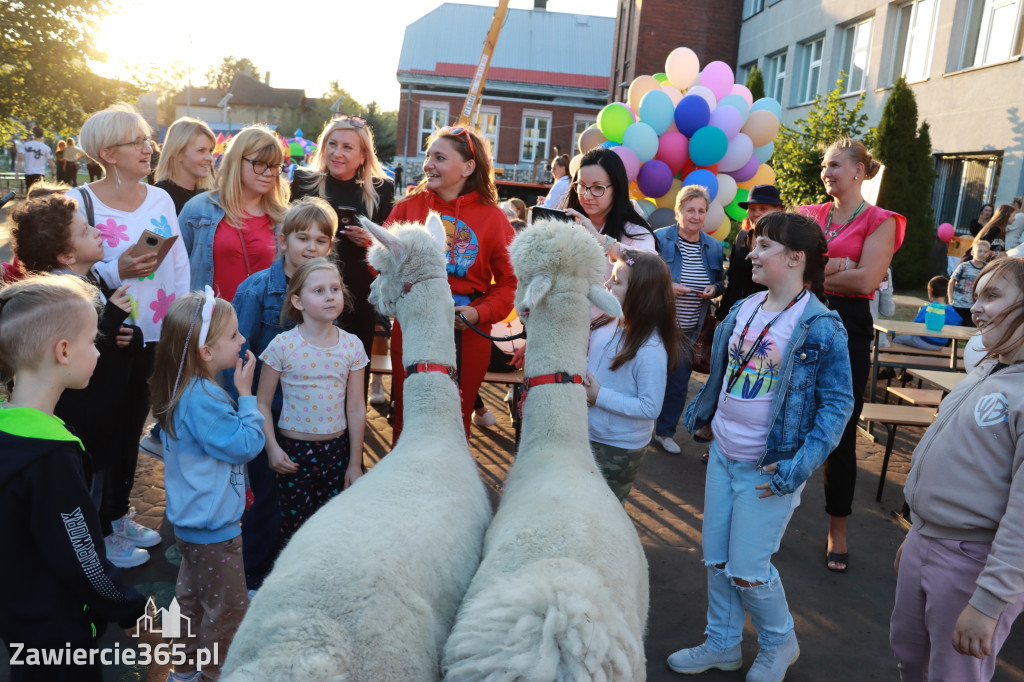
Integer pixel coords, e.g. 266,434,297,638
656,328,700,438
701,441,804,650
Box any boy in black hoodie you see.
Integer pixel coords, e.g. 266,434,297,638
0,274,147,682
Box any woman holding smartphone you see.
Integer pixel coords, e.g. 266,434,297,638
291,114,395,361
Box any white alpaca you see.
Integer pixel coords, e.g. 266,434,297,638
441,221,650,681
222,215,491,682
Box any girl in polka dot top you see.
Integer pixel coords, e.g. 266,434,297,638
256,258,368,540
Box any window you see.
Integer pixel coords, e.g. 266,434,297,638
572,116,595,150
796,38,824,104
521,114,551,164
840,19,873,94
736,60,758,87
892,0,937,82
418,105,449,154
743,0,765,19
932,153,1002,234
963,0,1021,68
764,51,787,101
474,108,500,160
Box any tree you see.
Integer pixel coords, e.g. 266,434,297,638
363,102,397,163
205,57,261,91
746,67,765,101
0,0,143,139
874,77,936,287
773,75,873,207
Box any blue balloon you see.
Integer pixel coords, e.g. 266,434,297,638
717,94,751,124
621,122,660,163
689,126,729,167
597,140,621,149
674,95,711,138
754,141,775,164
638,90,675,135
683,168,719,203
751,97,783,120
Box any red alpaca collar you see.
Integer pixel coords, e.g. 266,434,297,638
518,371,584,418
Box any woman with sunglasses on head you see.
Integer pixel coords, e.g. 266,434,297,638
178,125,290,302
564,147,656,283
384,126,516,443
67,103,191,567
292,113,395,361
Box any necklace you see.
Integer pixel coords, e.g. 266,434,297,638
824,200,867,243
723,289,808,402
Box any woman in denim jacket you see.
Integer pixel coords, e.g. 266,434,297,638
667,212,853,682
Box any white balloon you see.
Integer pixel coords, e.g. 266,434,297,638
715,173,738,206
685,85,717,112
962,332,987,372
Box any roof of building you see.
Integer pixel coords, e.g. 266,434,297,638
172,73,307,108
397,3,614,91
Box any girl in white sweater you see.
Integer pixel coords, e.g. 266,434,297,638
585,250,683,500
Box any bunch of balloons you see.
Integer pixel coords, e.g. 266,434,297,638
576,47,783,241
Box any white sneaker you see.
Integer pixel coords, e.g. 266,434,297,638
667,641,742,674
105,534,150,568
654,435,681,454
746,631,799,682
472,408,498,428
112,507,161,548
369,376,388,405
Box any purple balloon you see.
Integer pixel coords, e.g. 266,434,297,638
637,160,674,198
718,133,754,173
708,105,743,139
683,168,719,202
728,154,760,183
674,95,711,138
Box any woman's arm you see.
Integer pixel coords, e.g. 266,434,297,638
255,365,296,474
823,217,897,295
344,367,366,488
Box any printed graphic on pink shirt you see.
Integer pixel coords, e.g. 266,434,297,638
726,328,782,400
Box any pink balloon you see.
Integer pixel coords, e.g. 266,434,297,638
730,84,754,107
728,154,760,183
709,105,743,139
937,222,955,243
701,61,735,100
612,145,641,183
655,131,689,174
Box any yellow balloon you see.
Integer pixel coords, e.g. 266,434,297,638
629,180,646,201
628,76,661,115
738,164,776,190
655,179,683,209
711,216,731,241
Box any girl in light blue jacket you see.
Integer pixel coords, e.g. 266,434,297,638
584,250,682,501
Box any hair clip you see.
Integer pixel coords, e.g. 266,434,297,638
625,257,635,266
197,286,216,348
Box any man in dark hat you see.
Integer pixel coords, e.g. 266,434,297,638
716,184,786,319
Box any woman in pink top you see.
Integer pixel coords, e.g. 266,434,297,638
798,138,906,574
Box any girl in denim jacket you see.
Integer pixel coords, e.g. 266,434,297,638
668,212,854,682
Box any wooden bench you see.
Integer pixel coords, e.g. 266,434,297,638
870,353,953,403
859,404,936,501
885,386,944,407
883,342,964,359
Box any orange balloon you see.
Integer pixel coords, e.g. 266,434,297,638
738,164,776,190
628,76,661,114
742,110,780,147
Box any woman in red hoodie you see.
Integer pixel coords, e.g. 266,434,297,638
385,127,516,442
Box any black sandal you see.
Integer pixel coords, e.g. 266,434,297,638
826,551,849,573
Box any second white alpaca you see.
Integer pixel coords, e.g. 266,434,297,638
442,220,651,681
221,215,491,681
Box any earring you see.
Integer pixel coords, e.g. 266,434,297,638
854,175,859,180
113,166,122,186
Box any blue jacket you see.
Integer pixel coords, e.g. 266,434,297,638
654,225,725,330
161,378,265,544
684,292,854,496
178,191,225,291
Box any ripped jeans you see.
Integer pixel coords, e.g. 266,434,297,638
701,440,805,650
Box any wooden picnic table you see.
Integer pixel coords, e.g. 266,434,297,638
906,368,969,394
869,320,975,403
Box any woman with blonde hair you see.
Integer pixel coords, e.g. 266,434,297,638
290,113,395,361
154,116,216,213
178,125,289,301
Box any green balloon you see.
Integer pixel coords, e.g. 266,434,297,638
598,103,635,144
653,72,669,83
725,188,749,221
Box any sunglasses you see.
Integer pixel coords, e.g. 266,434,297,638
332,112,366,128
442,126,475,160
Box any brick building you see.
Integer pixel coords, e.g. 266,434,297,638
610,0,742,103
395,2,614,183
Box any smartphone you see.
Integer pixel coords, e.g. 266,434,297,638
336,206,360,230
530,206,573,226
129,230,179,267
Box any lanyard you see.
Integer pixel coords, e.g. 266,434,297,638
724,289,808,400
824,200,866,243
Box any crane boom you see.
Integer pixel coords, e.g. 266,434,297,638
457,0,510,127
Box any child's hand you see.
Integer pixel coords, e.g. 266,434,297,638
953,605,997,659
344,464,363,489
894,538,905,573
268,446,298,474
117,248,158,280
233,350,257,397
510,345,525,370
110,283,132,313
755,463,778,498
116,326,134,348
583,372,600,406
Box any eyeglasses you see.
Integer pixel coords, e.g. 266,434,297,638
110,137,152,151
332,112,366,128
572,181,612,198
442,126,475,160
242,157,287,176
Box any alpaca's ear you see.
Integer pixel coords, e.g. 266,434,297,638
520,275,552,311
589,284,622,318
424,212,447,252
361,217,407,266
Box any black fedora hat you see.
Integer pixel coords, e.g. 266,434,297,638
738,184,784,209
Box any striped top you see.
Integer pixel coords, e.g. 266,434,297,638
675,237,709,330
